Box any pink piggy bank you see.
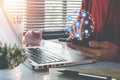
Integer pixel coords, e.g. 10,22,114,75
24,30,42,46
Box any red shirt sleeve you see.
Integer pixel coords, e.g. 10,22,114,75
80,0,120,47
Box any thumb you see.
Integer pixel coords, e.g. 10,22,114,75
89,41,105,49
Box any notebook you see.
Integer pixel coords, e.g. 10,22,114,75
49,68,119,80
0,8,95,70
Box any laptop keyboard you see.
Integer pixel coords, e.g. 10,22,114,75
27,48,67,64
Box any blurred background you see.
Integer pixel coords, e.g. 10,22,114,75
2,0,82,40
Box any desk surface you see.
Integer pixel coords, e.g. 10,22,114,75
20,61,120,80
19,40,120,80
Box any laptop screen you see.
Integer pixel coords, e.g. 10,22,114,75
0,8,21,46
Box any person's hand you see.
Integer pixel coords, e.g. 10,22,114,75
69,18,85,40
71,41,119,61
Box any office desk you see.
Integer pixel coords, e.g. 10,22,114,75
19,40,120,80
20,62,120,80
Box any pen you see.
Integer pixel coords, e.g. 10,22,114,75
58,70,117,80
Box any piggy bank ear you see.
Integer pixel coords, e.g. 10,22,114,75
39,30,42,34
31,30,35,34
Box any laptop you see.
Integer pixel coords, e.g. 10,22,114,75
0,8,95,70
0,8,21,46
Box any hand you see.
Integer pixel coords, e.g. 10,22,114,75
71,41,119,61
69,18,85,40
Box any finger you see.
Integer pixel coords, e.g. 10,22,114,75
71,44,98,55
76,16,81,35
79,18,85,40
71,23,76,35
71,44,103,60
76,25,79,33
89,41,117,49
78,49,103,60
68,32,74,39
67,43,78,50
89,41,102,48
71,22,80,39
70,44,79,50
81,52,104,60
71,44,96,58
75,21,80,33
101,41,118,50
80,52,96,58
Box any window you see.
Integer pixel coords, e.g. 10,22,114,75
4,0,26,25
4,0,82,31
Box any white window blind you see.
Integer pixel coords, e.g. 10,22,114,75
4,0,82,31
4,0,26,28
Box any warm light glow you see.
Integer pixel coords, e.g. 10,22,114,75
4,0,26,25
4,0,25,3
4,0,26,8
4,0,20,7
4,0,19,3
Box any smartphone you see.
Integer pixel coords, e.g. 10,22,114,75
58,38,90,47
